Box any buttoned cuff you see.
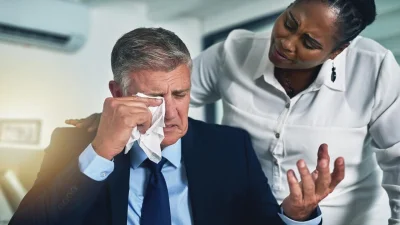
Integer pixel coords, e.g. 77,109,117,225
78,144,114,181
278,207,322,225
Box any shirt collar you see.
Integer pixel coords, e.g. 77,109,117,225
130,139,182,169
257,48,347,92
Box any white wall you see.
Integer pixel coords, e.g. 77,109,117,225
202,0,291,35
361,0,400,62
0,2,204,149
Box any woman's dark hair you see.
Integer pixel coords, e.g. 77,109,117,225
295,0,377,50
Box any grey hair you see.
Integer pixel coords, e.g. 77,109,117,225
111,27,192,95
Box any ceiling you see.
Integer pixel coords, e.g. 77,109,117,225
79,0,268,20
78,0,400,61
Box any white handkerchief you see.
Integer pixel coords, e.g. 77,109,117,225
124,93,165,164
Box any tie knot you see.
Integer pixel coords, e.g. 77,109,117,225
145,158,167,173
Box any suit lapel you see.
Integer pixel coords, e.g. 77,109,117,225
182,119,207,225
107,150,131,225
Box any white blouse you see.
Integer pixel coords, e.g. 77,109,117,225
190,29,400,225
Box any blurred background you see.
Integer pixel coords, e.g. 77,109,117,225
0,0,398,222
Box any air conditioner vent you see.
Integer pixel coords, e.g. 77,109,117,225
0,23,70,45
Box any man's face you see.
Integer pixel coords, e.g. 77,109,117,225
122,64,191,147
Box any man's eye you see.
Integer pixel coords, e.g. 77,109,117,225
175,94,186,98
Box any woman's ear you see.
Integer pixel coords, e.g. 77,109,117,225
329,43,350,60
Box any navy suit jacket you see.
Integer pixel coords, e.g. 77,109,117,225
9,118,296,225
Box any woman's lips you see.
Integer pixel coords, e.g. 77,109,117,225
270,45,292,64
276,48,290,60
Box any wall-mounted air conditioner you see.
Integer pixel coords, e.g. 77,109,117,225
0,0,89,52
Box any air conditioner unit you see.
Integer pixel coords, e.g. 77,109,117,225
0,0,89,52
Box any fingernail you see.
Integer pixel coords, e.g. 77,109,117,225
298,160,305,168
338,158,344,165
289,170,297,179
318,146,324,156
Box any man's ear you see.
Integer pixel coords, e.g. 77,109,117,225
329,43,350,60
109,81,123,98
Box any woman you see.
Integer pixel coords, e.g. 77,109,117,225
68,0,400,224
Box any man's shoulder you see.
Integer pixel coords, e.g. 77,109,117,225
32,127,96,186
188,118,249,140
45,127,96,156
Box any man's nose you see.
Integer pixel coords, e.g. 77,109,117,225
164,97,177,120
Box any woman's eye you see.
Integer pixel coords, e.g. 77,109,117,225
303,41,314,49
284,21,295,30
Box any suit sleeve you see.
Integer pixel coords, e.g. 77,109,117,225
8,128,107,225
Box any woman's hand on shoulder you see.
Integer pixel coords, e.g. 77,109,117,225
65,113,101,132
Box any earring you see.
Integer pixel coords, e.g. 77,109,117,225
331,61,336,82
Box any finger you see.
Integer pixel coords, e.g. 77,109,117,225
75,121,84,128
312,144,328,181
312,170,319,182
111,99,148,108
87,114,101,132
317,144,330,163
65,112,98,128
112,99,162,110
315,144,330,178
297,160,315,200
329,157,345,191
137,110,153,134
315,158,331,196
115,96,162,107
78,114,98,130
287,169,302,202
115,103,149,117
65,119,81,126
67,119,85,128
139,98,163,107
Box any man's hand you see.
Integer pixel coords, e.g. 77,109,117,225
90,96,162,160
281,144,345,221
65,113,101,132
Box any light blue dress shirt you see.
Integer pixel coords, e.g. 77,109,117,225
79,139,322,225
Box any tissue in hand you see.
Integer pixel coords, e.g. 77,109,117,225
124,93,165,163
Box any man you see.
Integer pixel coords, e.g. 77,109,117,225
9,28,344,225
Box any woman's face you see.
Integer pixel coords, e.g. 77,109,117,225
269,1,343,70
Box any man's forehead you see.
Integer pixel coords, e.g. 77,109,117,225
131,66,190,86
130,78,190,96
138,86,190,93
